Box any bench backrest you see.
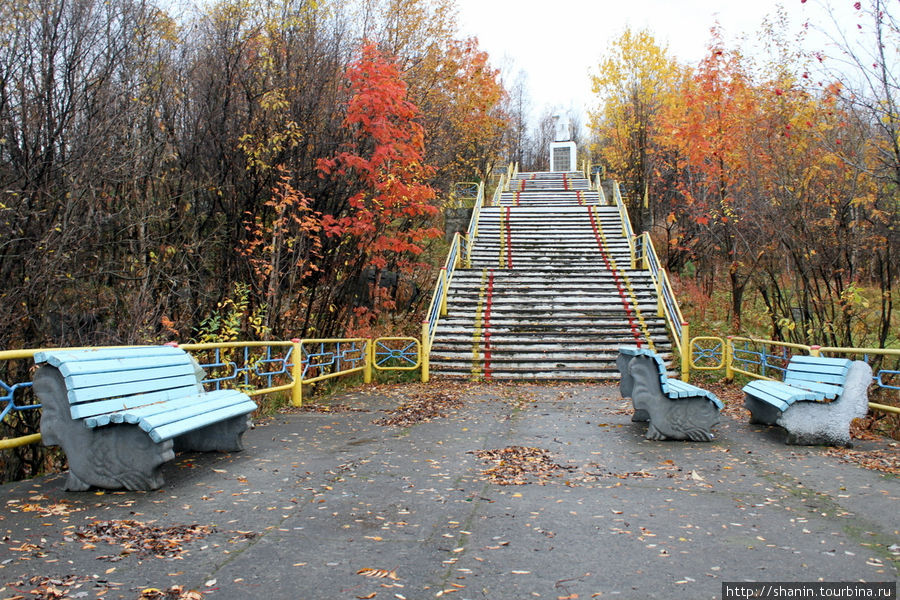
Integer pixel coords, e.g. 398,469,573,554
34,346,203,420
618,345,722,407
784,356,852,386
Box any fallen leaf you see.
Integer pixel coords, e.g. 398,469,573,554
357,568,399,580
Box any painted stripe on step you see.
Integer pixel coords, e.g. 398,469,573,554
484,270,494,379
587,206,644,349
505,206,513,269
471,269,488,378
498,208,506,268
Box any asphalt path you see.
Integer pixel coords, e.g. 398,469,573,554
1,381,897,600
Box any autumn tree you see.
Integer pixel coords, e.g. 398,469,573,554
590,27,682,232
316,42,441,334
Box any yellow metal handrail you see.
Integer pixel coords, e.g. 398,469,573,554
611,181,636,262
421,165,515,382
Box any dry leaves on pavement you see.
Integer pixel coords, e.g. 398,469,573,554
374,392,463,427
471,446,572,485
824,447,900,474
1,575,118,599
75,520,212,561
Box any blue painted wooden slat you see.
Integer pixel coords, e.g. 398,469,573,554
147,402,258,443
781,379,842,399
35,346,185,368
744,390,791,412
787,361,849,373
785,371,848,386
788,355,851,368
57,354,191,377
136,392,252,430
109,392,232,423
744,380,819,407
750,380,814,401
78,385,203,422
123,389,245,422
64,363,197,390
66,374,201,404
86,394,202,426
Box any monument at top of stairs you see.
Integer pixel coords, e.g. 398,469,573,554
550,114,576,172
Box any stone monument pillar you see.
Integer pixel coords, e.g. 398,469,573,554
550,114,576,172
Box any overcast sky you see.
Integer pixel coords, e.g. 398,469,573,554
453,0,858,122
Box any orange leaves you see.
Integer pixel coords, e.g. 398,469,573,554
316,41,440,272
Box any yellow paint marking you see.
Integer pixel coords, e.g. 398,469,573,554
470,269,488,378
589,208,656,352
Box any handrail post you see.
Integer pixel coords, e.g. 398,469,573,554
656,281,664,317
630,236,637,270
439,268,448,316
724,336,734,382
680,323,690,382
364,338,373,384
290,338,304,406
642,233,651,270
421,322,430,383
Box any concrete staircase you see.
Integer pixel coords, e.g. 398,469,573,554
429,170,673,379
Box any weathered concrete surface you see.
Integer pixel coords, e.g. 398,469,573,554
1,382,897,600
778,361,873,446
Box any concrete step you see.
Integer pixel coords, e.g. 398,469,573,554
429,170,675,380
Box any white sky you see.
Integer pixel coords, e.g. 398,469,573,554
453,0,859,123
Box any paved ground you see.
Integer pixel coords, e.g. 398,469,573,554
1,381,898,600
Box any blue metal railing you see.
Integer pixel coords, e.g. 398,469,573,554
689,336,900,412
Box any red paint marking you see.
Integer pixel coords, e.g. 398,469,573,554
563,173,569,191
586,207,642,347
577,190,583,205
505,206,513,268
484,270,494,379
515,191,521,206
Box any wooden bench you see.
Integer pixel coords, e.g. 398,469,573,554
616,346,722,441
33,346,257,491
743,355,871,446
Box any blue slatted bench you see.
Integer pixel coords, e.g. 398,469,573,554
616,346,722,441
33,346,257,491
743,355,872,446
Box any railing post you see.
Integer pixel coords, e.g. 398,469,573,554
290,338,304,406
681,323,690,382
657,284,664,318
642,233,651,270
724,336,734,382
421,322,430,383
364,338,373,384
440,268,448,316
630,235,637,270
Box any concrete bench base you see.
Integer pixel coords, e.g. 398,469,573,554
617,351,720,442
744,361,872,446
35,366,175,491
33,346,255,491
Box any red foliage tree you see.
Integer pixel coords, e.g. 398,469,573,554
317,42,441,274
